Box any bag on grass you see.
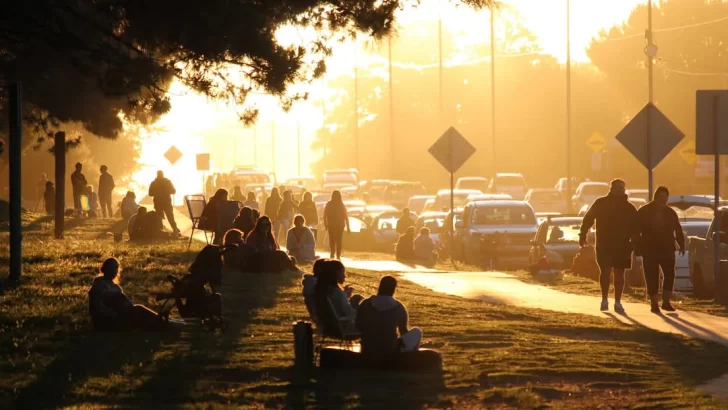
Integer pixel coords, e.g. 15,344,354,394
293,321,314,367
572,245,600,282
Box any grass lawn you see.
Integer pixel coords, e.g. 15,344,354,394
2,214,728,408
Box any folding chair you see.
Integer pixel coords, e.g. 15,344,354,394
185,195,211,250
313,295,360,363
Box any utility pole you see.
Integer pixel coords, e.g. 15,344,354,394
54,132,65,240
297,120,301,176
354,36,360,171
438,3,444,128
271,120,276,175
646,0,655,199
566,0,573,212
322,78,328,158
389,36,395,178
490,8,497,173
253,126,258,167
8,82,22,283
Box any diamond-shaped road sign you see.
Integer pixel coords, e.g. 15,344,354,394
586,132,606,153
165,145,183,165
679,140,697,166
428,127,476,174
616,103,684,170
696,90,728,155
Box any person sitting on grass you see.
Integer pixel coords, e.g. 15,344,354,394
314,260,358,335
302,258,328,322
128,206,147,241
286,214,317,264
244,216,297,273
200,189,229,245
233,206,257,238
413,227,439,267
356,275,422,358
88,258,168,331
395,226,416,262
121,191,139,220
144,210,170,241
222,229,253,272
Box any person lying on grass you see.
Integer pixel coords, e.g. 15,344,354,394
244,216,298,273
356,275,422,357
88,258,168,331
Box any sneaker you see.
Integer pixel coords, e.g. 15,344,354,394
651,302,660,314
661,302,676,312
614,302,625,314
600,300,608,311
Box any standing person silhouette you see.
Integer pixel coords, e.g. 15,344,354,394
148,171,180,234
324,190,350,260
71,163,87,216
98,165,116,218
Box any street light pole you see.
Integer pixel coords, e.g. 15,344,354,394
354,36,360,171
490,8,497,172
646,0,655,199
438,3,444,128
566,0,572,212
297,120,301,176
271,120,276,175
253,126,258,167
389,36,395,177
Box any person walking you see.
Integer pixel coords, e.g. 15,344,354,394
98,165,115,218
148,171,180,233
71,163,87,216
396,208,416,235
276,190,298,244
43,180,56,216
324,190,350,260
637,186,685,313
579,179,639,313
243,191,259,210
36,173,49,212
264,187,283,218
298,191,319,241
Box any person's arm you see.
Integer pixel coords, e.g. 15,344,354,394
673,209,686,253
344,207,350,232
398,303,409,335
110,175,115,190
286,230,297,252
324,204,330,230
579,199,599,245
169,181,176,195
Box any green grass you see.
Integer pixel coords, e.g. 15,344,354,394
2,215,728,408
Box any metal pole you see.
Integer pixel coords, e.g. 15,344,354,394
714,95,721,298
647,0,655,199
54,132,66,239
354,37,360,171
234,134,238,168
254,126,258,167
438,3,444,128
566,0,572,212
271,120,275,175
8,82,22,283
389,36,395,177
322,78,328,158
297,120,301,175
490,8,497,172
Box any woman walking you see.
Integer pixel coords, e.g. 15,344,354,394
324,190,350,260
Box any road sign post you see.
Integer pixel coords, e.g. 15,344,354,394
428,127,476,263
8,83,22,283
696,90,728,300
616,103,684,199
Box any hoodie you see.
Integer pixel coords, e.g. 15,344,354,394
580,192,639,255
355,295,409,356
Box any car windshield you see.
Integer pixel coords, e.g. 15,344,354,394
683,224,710,237
531,191,563,201
472,206,536,225
459,180,488,190
581,185,608,196
377,217,398,231
546,222,581,243
672,206,714,221
494,176,525,186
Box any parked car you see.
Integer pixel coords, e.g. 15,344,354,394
466,193,513,203
679,196,722,296
434,189,482,212
626,189,649,202
456,200,539,269
489,173,528,200
456,177,489,193
528,216,585,269
284,176,318,193
347,205,399,225
323,169,359,190
555,177,589,196
525,188,568,214
572,182,609,210
358,179,392,203
383,181,427,210
408,195,436,214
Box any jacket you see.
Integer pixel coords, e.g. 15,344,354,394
298,200,319,226
637,201,685,257
414,235,436,259
580,193,639,254
286,226,316,262
277,199,298,221
265,195,282,218
396,215,415,234
355,295,408,356
148,177,176,206
88,277,132,321
71,171,87,193
99,172,115,195
396,233,415,260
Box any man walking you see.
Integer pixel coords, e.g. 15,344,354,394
71,163,87,216
98,165,116,218
637,186,684,313
148,171,180,233
579,179,639,313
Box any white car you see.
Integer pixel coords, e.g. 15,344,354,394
456,177,489,193
572,182,609,210
408,195,436,214
323,168,359,189
525,188,568,214
466,193,513,203
489,173,528,200
434,189,483,212
459,200,539,268
626,189,649,202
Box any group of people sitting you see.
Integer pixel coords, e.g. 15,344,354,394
201,188,319,267
127,206,171,241
395,226,439,267
302,259,422,359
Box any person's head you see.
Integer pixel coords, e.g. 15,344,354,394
137,206,148,217
312,258,328,277
328,259,346,285
75,162,82,171
223,229,244,246
294,214,305,228
406,226,416,236
45,181,54,190
377,275,397,297
247,191,256,202
157,170,164,179
233,186,242,194
254,215,272,234
304,191,313,202
100,257,121,282
100,165,108,173
331,190,342,203
270,187,280,198
609,179,626,196
284,190,292,200
214,188,229,201
654,186,670,206
41,173,47,180
420,227,431,237
86,185,94,194
402,208,411,216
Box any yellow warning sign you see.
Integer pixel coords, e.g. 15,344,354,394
679,140,697,165
586,132,606,153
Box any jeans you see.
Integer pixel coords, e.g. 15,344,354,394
643,255,676,296
99,192,113,218
329,227,345,258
